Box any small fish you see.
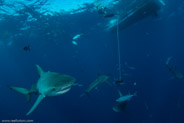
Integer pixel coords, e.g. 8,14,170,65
72,41,78,45
72,34,83,40
23,45,30,51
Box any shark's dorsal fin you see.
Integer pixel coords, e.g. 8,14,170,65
26,94,45,116
35,64,44,76
117,89,123,97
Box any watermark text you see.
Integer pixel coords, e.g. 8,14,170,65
1,119,33,123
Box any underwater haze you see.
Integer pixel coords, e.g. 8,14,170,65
1,0,184,123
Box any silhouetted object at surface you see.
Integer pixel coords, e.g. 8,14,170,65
96,5,115,18
107,0,163,31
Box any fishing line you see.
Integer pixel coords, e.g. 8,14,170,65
117,18,122,80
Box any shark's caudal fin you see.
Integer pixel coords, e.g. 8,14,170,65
26,94,45,116
8,86,31,102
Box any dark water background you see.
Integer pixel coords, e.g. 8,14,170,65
0,0,184,122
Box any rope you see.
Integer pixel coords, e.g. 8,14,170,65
117,18,122,80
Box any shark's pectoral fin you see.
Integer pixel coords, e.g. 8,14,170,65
8,86,31,102
26,94,45,116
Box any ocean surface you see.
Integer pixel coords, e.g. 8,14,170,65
0,0,184,123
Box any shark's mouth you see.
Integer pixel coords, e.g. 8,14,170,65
56,84,73,95
56,87,71,95
61,84,72,90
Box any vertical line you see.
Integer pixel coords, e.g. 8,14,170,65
117,18,122,80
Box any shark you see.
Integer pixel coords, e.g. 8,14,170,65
166,57,183,79
9,64,75,116
116,89,136,103
112,89,134,114
166,65,183,79
81,75,109,96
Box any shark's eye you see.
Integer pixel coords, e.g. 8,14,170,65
51,88,56,91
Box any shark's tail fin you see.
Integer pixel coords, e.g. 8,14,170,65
8,86,31,102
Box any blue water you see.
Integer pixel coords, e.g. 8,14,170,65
1,0,184,122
